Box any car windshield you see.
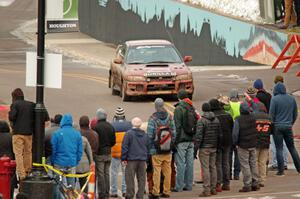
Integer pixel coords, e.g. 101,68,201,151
125,45,182,64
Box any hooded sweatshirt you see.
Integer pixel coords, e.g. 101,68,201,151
51,114,83,167
195,112,221,149
147,111,176,155
121,127,149,161
174,100,197,144
270,83,298,127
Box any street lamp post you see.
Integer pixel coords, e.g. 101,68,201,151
19,0,54,197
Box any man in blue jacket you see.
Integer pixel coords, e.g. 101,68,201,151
51,114,83,198
269,82,300,176
122,117,149,199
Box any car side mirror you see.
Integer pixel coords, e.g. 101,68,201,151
113,58,123,64
184,56,192,63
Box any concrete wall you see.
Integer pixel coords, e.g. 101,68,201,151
78,0,288,66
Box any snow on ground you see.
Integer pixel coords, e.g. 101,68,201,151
180,0,263,23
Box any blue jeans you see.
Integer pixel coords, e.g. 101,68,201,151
273,126,300,173
174,142,194,191
229,147,241,178
110,157,126,195
270,135,288,166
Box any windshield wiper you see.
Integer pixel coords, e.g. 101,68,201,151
127,61,146,64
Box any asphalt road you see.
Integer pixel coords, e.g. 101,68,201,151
1,0,300,198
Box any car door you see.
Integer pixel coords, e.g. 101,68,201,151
115,45,126,91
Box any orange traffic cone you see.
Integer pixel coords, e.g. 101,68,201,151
88,163,96,199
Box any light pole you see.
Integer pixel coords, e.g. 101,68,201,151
19,0,54,197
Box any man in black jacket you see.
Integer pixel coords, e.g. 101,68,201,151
232,102,260,192
209,99,233,191
94,108,116,199
194,103,221,197
9,88,35,181
253,79,272,112
254,102,272,187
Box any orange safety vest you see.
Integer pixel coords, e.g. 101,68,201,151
111,132,125,158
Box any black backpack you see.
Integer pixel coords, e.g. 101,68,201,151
183,105,198,136
152,115,172,154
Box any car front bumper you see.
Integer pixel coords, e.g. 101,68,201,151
124,79,194,96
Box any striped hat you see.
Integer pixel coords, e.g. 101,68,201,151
115,107,125,118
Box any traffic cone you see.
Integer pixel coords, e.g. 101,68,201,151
88,163,96,199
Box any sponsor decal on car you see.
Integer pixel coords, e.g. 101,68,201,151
144,72,176,77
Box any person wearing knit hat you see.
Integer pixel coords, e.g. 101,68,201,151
147,98,176,198
253,79,263,90
194,102,221,196
209,98,233,191
274,75,284,84
96,108,107,121
177,89,188,100
154,97,165,112
253,79,272,112
114,107,125,120
245,87,261,113
246,87,257,98
122,117,148,199
110,107,132,197
93,108,116,199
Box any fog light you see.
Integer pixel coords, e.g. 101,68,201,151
136,85,143,91
179,83,185,90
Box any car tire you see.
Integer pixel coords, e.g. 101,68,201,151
110,76,118,95
121,83,130,101
108,73,111,88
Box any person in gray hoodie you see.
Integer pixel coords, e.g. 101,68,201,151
269,82,300,176
122,117,149,199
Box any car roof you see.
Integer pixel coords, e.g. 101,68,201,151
125,40,172,46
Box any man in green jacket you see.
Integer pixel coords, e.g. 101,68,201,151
173,90,198,192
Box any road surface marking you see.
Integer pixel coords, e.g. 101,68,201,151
0,68,108,85
165,102,175,110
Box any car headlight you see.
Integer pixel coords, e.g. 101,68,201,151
126,76,145,81
176,73,192,80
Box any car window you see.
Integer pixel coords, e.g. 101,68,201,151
125,45,182,64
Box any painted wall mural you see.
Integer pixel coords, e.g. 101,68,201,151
78,0,288,65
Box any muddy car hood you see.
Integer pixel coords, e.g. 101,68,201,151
123,63,191,77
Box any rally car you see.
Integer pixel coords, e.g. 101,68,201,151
108,40,194,101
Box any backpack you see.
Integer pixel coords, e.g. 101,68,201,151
152,115,172,154
183,105,198,136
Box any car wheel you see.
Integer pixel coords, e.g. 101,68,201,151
121,83,130,101
110,76,118,95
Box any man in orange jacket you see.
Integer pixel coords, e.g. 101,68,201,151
110,107,132,198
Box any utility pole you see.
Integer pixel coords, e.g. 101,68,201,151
19,0,54,197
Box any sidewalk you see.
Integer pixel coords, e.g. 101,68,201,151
11,19,116,68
